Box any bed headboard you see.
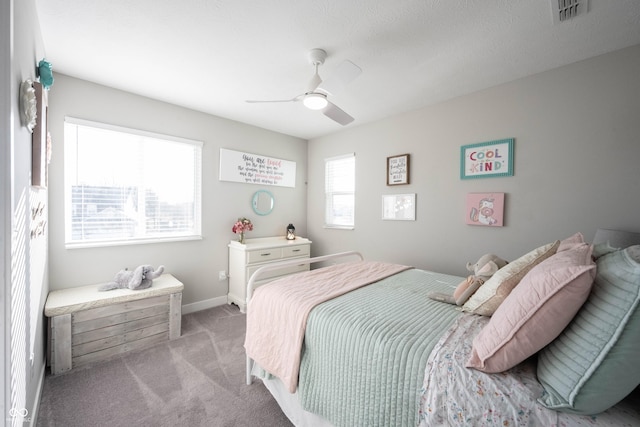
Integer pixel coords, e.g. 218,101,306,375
593,228,640,248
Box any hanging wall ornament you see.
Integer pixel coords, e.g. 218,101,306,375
38,59,54,90
20,79,37,133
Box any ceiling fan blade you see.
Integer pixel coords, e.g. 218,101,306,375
322,101,355,126
306,65,322,92
317,60,362,95
245,95,302,104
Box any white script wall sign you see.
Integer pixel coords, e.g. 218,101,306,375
219,148,296,188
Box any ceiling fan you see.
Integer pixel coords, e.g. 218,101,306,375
246,48,362,126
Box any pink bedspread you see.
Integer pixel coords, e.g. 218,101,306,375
244,260,412,393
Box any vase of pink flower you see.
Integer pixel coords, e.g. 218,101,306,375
232,217,253,244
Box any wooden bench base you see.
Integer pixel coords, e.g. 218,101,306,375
45,274,183,375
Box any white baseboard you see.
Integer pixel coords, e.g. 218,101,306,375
181,296,228,314
29,362,46,427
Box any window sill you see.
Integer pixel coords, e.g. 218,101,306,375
65,235,203,249
323,225,355,230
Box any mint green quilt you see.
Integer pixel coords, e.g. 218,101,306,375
298,269,463,427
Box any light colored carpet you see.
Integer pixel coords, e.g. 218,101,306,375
36,304,293,426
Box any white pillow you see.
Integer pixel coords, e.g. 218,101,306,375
462,240,560,316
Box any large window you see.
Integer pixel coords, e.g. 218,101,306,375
325,153,355,228
64,117,202,247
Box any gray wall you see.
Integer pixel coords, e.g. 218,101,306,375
3,0,48,421
47,75,308,310
307,44,640,278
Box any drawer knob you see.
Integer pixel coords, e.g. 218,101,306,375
261,253,271,256
292,249,301,252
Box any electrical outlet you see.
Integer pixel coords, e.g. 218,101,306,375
218,270,227,281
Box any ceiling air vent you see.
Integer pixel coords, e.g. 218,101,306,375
551,0,588,24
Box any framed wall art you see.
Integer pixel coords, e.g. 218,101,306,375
382,193,416,221
219,148,296,187
387,153,410,185
460,138,513,180
465,192,505,227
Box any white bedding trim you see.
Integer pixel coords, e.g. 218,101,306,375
252,363,334,427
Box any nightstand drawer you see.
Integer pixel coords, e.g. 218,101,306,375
247,248,282,264
283,245,310,258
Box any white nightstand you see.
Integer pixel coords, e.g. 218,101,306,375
228,236,312,312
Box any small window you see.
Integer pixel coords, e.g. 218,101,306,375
64,117,202,248
325,153,355,228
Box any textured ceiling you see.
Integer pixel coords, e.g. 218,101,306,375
36,0,640,140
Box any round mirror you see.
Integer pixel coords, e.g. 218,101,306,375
252,190,274,216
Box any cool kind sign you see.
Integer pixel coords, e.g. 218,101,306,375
460,138,514,180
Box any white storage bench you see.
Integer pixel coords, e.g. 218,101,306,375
44,273,183,375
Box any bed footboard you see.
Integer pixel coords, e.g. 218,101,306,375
245,250,364,385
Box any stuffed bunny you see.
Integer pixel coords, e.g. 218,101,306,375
98,265,165,291
452,254,508,305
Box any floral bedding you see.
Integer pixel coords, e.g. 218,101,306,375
418,314,640,427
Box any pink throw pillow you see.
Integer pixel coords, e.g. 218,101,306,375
467,243,596,373
557,232,585,252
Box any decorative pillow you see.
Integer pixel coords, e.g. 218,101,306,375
466,243,595,373
592,241,619,259
557,232,585,252
537,245,640,415
462,240,560,316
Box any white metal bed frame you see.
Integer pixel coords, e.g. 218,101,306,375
244,250,364,385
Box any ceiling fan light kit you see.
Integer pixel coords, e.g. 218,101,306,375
303,93,328,110
246,48,361,126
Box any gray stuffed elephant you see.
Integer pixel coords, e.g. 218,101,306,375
98,265,165,291
453,254,508,305
428,254,508,305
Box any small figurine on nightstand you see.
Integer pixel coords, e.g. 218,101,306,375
286,224,295,240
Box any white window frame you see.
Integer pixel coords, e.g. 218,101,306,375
324,153,355,229
64,117,203,248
